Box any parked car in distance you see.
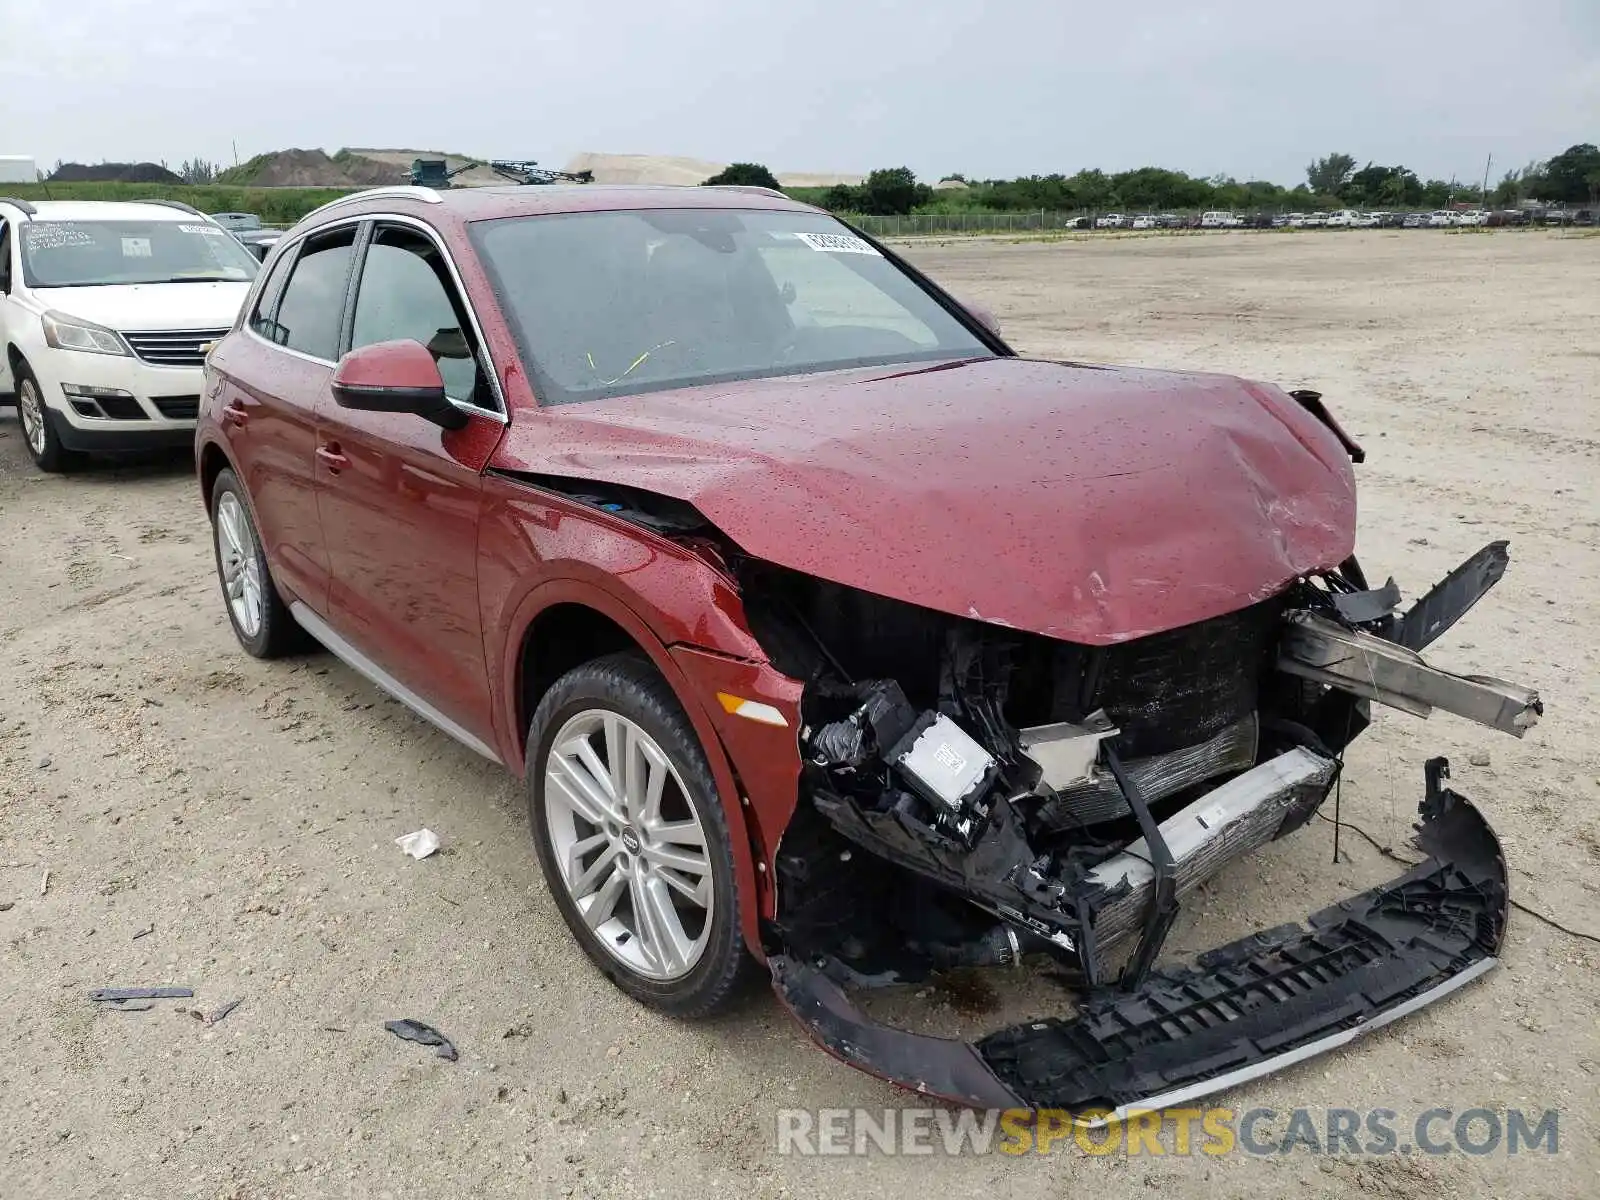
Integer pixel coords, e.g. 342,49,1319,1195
1402,212,1428,228
210,212,264,233
234,229,283,262
1094,213,1128,229
1286,213,1309,228
1349,212,1381,229
0,197,258,471
1427,210,1457,227
193,182,1538,1114
1454,210,1487,227
1302,213,1328,227
1324,210,1354,228
1199,211,1240,228
1130,214,1157,230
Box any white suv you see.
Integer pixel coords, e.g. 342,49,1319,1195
0,198,258,471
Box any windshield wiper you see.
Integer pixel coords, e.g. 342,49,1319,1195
158,275,238,283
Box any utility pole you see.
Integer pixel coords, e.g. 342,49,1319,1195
1481,153,1492,206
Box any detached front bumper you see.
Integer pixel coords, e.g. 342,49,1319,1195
771,758,1507,1117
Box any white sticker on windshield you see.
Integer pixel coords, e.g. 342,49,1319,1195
121,237,153,258
24,224,95,249
794,231,880,256
179,223,227,236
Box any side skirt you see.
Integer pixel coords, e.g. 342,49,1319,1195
289,602,502,765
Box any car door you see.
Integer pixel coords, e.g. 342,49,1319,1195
219,224,359,614
313,218,505,751
0,218,16,394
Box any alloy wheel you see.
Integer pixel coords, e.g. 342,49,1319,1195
18,378,45,457
543,708,714,981
215,491,264,639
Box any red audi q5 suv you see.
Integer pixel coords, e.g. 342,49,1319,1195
196,182,1536,1115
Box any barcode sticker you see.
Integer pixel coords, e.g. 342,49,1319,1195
794,231,880,255
121,237,153,258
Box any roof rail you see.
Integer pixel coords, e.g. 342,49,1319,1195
707,185,789,200
139,198,208,218
302,185,443,222
0,196,38,216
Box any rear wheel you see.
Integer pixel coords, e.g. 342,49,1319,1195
526,653,751,1017
210,468,302,658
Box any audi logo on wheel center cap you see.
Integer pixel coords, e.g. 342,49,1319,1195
619,827,643,855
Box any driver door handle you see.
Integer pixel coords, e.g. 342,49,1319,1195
315,443,349,473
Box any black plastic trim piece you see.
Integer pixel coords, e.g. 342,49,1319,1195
771,757,1506,1114
1103,745,1178,991
1392,540,1510,652
1289,388,1365,463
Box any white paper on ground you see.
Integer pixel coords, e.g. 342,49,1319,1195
395,829,440,860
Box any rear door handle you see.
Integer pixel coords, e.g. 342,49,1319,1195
315,443,349,472
221,403,248,427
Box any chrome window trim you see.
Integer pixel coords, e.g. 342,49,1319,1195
302,186,443,222
243,211,508,424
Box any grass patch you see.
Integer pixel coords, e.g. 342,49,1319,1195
0,181,356,224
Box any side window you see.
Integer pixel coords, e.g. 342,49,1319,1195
273,227,358,361
350,224,489,407
0,221,11,293
247,246,296,342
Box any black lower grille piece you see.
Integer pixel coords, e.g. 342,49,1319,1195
772,758,1506,1116
151,394,200,420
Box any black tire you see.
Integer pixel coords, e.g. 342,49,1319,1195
14,359,82,474
525,652,752,1017
209,468,303,658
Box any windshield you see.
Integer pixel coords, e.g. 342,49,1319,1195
20,220,259,287
470,209,993,405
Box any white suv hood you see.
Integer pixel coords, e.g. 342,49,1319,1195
33,281,252,332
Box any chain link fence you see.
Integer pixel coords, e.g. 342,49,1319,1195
849,211,1089,238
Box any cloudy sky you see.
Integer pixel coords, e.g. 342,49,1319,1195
3,0,1596,185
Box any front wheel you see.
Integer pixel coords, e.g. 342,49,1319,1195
526,653,752,1017
16,362,81,473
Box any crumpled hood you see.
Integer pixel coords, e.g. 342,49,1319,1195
31,281,252,331
492,357,1357,644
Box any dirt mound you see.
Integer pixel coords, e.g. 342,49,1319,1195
345,149,504,186
562,153,727,186
562,152,863,189
227,148,402,188
48,161,182,184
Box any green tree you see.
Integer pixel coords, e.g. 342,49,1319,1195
1534,144,1600,203
820,183,859,211
702,162,782,190
858,167,928,215
1068,168,1115,210
1307,152,1357,195
1343,164,1421,207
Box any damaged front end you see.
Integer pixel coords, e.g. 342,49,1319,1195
525,467,1535,1113
743,542,1532,1113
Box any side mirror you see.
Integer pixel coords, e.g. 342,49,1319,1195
965,301,1002,340
331,339,467,431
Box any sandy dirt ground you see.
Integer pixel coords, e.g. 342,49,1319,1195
1,230,1596,1199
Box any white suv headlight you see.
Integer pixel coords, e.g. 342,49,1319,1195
41,311,130,357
